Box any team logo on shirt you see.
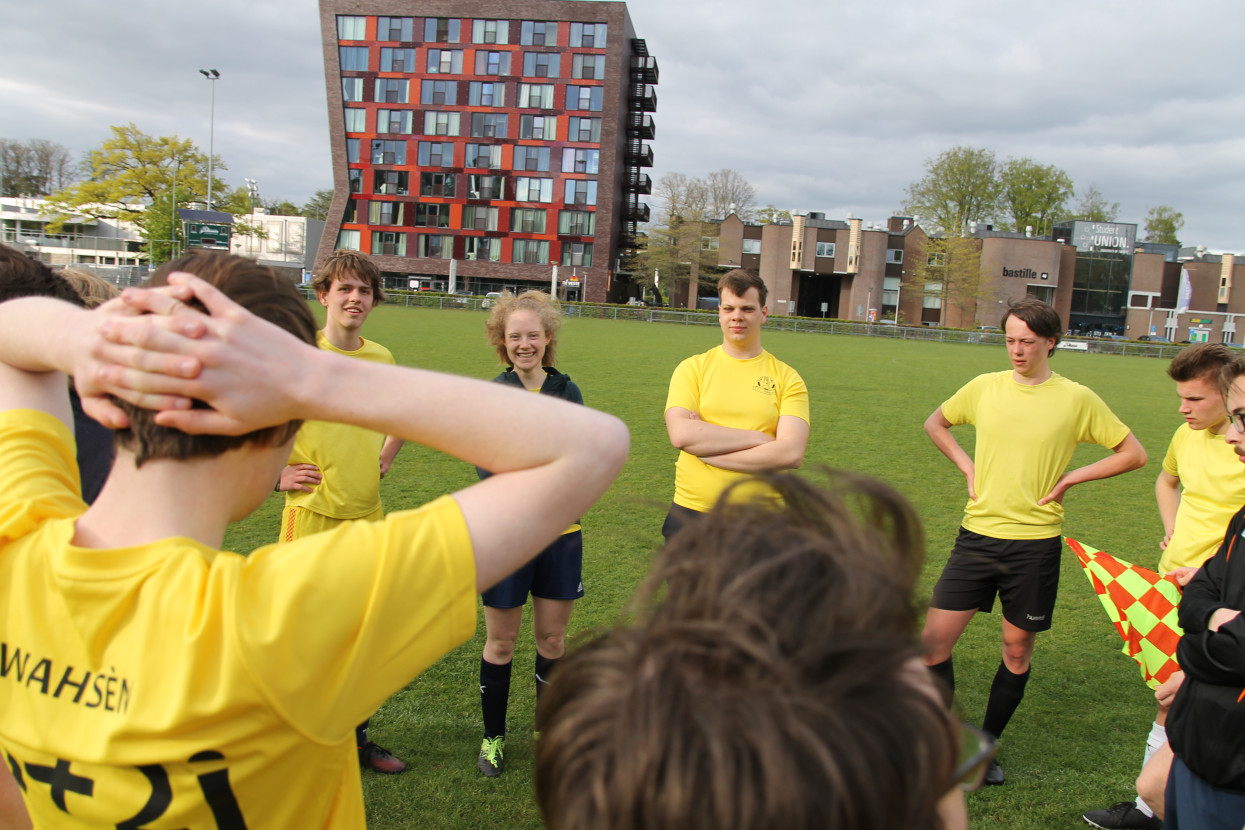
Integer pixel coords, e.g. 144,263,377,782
753,376,776,396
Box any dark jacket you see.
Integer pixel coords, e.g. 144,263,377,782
476,368,583,482
1168,505,1245,791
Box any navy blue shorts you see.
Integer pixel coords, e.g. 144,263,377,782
482,530,585,609
930,527,1062,632
1165,755,1245,829
661,503,704,541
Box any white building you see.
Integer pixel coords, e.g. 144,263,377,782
0,197,145,268
230,209,325,275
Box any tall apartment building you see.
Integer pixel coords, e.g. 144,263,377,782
316,0,656,303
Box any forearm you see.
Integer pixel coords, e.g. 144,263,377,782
1176,619,1245,684
666,412,771,457
925,420,973,479
1061,445,1147,491
700,437,805,472
1156,474,1180,539
0,298,88,375
379,434,404,467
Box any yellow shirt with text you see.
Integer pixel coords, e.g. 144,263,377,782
1160,423,1245,573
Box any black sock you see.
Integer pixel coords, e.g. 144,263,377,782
534,653,559,730
927,658,955,704
982,661,1030,739
356,719,369,747
480,657,512,740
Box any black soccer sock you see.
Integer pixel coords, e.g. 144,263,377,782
982,661,1030,739
927,657,955,703
480,657,512,740
534,653,560,731
355,719,370,747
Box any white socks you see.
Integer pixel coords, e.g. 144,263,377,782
1134,722,1167,817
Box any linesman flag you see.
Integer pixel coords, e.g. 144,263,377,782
1066,538,1183,689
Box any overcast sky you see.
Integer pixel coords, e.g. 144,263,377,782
5,0,1243,250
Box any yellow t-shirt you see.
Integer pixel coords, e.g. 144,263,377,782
665,346,810,513
285,332,395,521
941,371,1132,539
1160,423,1245,573
0,410,476,829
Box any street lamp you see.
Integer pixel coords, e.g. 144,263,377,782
198,69,220,210
244,177,258,257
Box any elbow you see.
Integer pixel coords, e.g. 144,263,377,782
599,417,631,479
1132,449,1149,471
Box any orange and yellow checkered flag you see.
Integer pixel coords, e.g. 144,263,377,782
1065,538,1183,690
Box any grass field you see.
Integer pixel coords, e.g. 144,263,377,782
224,303,1182,829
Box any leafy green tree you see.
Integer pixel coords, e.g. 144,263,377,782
902,146,1000,234
1143,205,1184,246
906,234,984,327
757,205,793,224
302,189,334,220
997,158,1074,237
1071,185,1119,222
265,199,302,216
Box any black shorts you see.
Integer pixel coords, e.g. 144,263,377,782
661,503,705,541
482,531,584,609
930,527,1063,632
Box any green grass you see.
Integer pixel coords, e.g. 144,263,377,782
224,304,1182,829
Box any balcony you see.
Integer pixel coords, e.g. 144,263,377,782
626,200,651,223
625,141,654,167
629,83,657,112
630,55,659,85
627,112,655,139
625,170,652,194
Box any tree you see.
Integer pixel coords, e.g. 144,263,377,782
655,172,709,223
704,168,755,220
1071,185,1119,222
265,199,301,216
1144,205,1184,246
902,146,1000,234
0,138,76,196
756,205,793,225
302,188,334,220
45,124,225,263
997,158,1073,237
906,234,985,327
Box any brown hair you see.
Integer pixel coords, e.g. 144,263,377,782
535,472,957,830
1000,297,1062,356
59,267,121,309
1219,355,1245,398
1169,343,1234,383
484,289,562,367
312,249,385,303
113,252,317,466
0,244,83,306
718,269,767,307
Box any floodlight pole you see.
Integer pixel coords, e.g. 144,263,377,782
199,69,220,209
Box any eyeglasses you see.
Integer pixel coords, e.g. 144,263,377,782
953,722,998,792
1230,412,1245,434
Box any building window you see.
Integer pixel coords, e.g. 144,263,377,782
371,231,407,256
883,276,900,308
513,145,551,172
472,19,509,44
468,175,505,200
338,229,361,250
886,249,903,264
420,172,456,197
561,148,599,174
522,52,560,78
927,251,946,267
347,138,360,163
373,170,409,195
417,233,452,259
344,108,366,132
571,54,605,80
374,78,411,103
370,139,406,165
1128,292,1155,309
376,17,413,41
468,81,507,107
567,117,601,143
463,205,499,231
564,180,597,206
344,200,359,223
518,83,556,109
369,201,406,226
515,177,554,203
815,241,835,258
378,109,414,134
465,144,501,169
510,208,548,233
561,241,593,267
512,238,550,264
417,141,453,167
520,115,557,140
348,169,362,194
923,283,943,310
742,239,761,254
380,47,415,72
469,113,508,138
701,237,719,252
342,77,363,102
464,236,500,262
415,203,450,228
426,48,463,74
569,22,607,47
474,50,511,75
424,18,460,43
423,111,461,136
558,210,595,236
419,79,456,105
339,47,369,71
336,15,366,40
520,21,557,46
566,86,603,111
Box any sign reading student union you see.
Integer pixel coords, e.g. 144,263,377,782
1070,221,1136,254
